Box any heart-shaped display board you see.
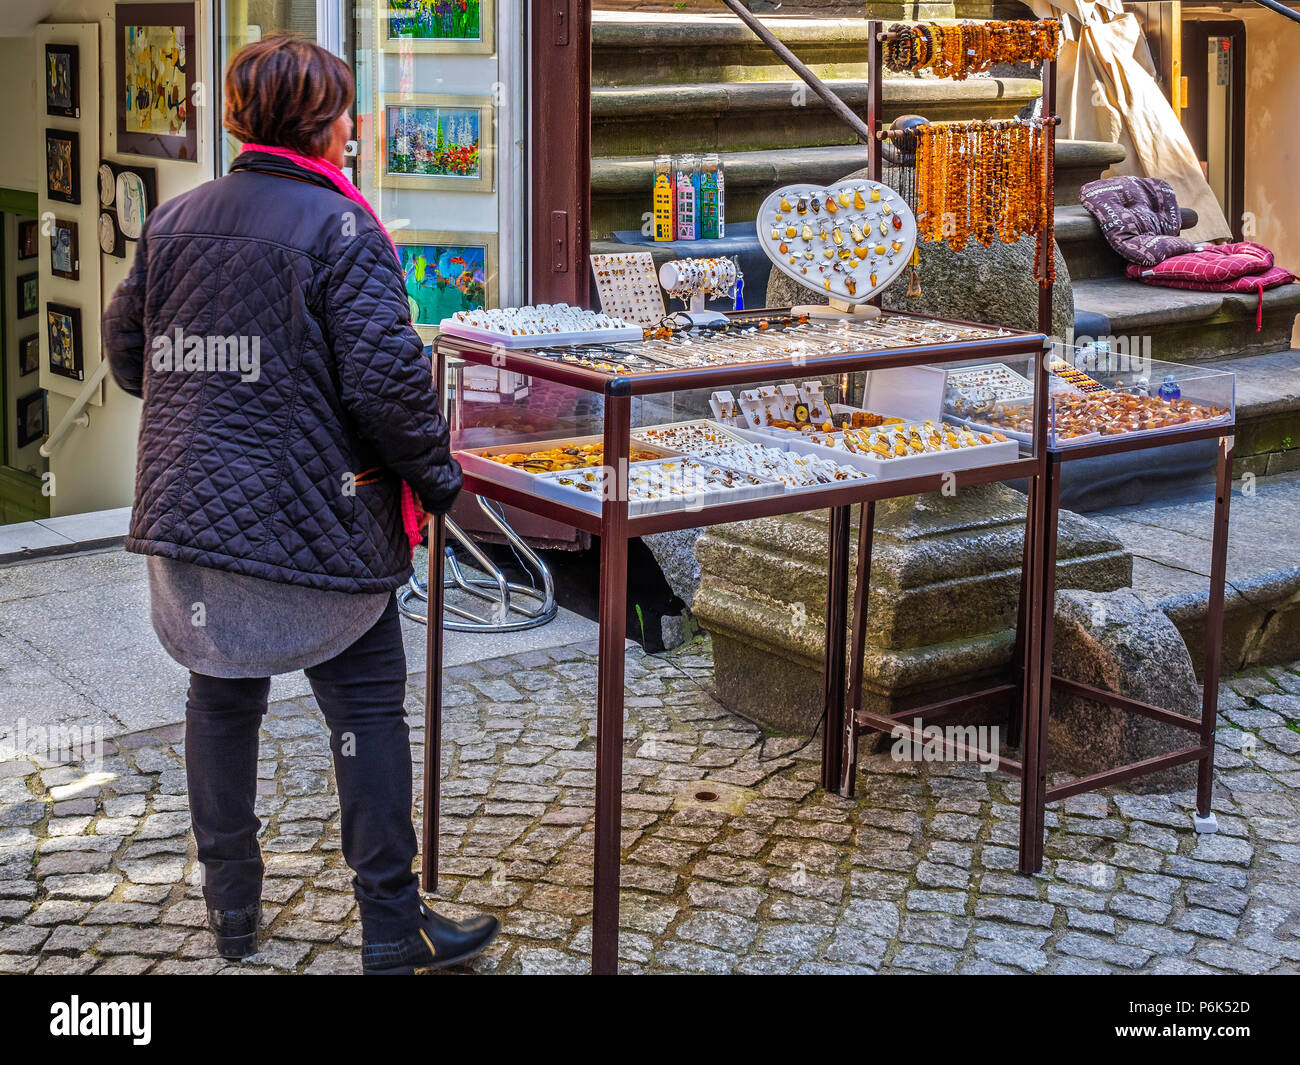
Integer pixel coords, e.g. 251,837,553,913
756,180,917,306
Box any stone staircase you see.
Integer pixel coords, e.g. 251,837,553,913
591,10,1048,238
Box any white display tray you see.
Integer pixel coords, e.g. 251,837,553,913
632,419,754,450
733,421,1020,480
439,320,644,349
534,456,785,517
745,365,945,438
945,362,1034,402
456,435,680,503
633,420,877,495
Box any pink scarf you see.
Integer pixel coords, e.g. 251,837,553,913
239,143,426,554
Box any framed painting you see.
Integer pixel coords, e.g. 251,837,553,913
46,43,80,118
17,390,48,450
392,229,498,343
379,0,495,55
17,273,38,318
17,219,39,260
46,302,84,382
376,94,494,192
19,335,40,377
115,4,198,161
50,219,80,281
46,129,80,204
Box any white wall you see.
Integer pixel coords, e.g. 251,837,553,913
0,36,40,196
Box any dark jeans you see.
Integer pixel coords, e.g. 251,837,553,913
184,594,419,943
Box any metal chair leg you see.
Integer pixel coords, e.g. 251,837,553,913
397,497,558,632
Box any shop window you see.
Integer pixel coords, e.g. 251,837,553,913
216,1,522,317
216,1,332,172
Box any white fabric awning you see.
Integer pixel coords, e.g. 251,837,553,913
1027,0,1232,242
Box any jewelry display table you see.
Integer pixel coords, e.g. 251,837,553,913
423,310,1053,972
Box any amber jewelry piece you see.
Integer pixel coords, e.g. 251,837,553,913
881,19,1061,75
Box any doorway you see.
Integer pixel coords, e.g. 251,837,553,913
1182,21,1246,240
0,192,52,524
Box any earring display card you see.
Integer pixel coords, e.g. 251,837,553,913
590,251,665,328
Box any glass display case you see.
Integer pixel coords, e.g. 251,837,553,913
944,349,1236,450
441,310,1050,528
428,305,1239,974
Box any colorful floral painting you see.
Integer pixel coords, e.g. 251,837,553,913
385,105,481,180
399,243,488,328
387,0,481,43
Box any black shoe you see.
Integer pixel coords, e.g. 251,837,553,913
208,903,261,960
362,905,500,975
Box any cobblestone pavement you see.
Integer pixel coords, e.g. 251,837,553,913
2,638,1299,975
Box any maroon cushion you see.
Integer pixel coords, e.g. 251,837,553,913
1125,241,1276,284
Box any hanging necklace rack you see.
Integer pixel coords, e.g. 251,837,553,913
865,18,1060,306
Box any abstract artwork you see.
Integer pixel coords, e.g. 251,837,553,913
45,43,79,118
45,129,80,204
17,390,47,449
46,302,84,382
115,4,198,160
50,219,79,281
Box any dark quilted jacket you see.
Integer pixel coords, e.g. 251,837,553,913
103,153,461,593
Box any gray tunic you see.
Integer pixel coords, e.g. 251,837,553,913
147,556,391,678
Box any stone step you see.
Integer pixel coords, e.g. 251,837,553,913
1071,276,1300,362
1219,348,1300,478
592,139,1116,238
592,11,1031,86
591,75,1043,157
1091,462,1300,677
593,13,880,87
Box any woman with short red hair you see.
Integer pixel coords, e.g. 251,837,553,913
103,35,497,974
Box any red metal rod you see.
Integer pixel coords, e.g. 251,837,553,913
1051,423,1234,462
1050,676,1203,733
625,457,1041,537
1019,443,1058,874
840,500,877,796
856,710,1023,774
1198,436,1235,814
1046,745,1209,803
821,505,852,792
881,682,1018,723
591,394,631,975
440,324,1048,398
422,340,451,894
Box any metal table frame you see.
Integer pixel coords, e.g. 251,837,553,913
423,315,1053,973
1024,427,1235,868
831,422,1235,873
